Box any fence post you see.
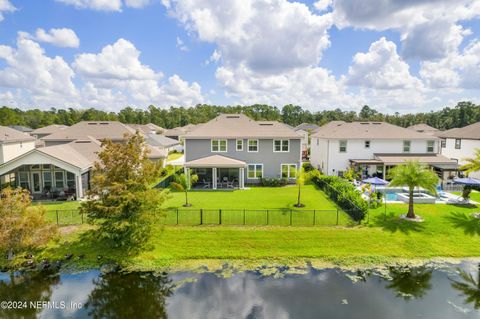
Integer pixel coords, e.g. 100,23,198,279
290,209,293,226
219,209,222,225
336,208,339,225
313,210,316,226
243,209,246,225
176,208,179,225
266,210,269,226
200,209,203,225
56,210,59,226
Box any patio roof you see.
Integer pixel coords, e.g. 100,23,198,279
185,155,246,168
374,153,458,166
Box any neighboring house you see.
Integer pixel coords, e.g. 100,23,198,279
8,125,34,134
164,124,197,140
41,121,136,146
183,114,302,189
294,123,320,159
31,124,69,139
128,123,165,135
310,121,458,180
0,139,101,199
438,121,480,179
145,134,180,153
0,126,35,164
407,123,440,136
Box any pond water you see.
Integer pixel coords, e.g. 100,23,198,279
1,261,480,318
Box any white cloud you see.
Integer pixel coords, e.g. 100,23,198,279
124,0,151,8
73,38,204,107
176,36,188,51
56,0,122,11
0,35,78,106
165,0,333,73
0,0,15,21
22,28,80,48
346,37,423,90
314,0,332,12
204,49,221,65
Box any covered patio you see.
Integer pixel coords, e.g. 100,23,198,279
185,155,246,190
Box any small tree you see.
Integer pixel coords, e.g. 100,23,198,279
294,166,307,207
80,132,168,251
0,187,57,262
460,148,480,176
170,172,198,207
388,161,439,219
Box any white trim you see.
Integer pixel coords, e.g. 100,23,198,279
364,140,371,149
30,171,41,193
236,139,243,151
247,139,259,152
426,140,435,153
273,139,290,152
280,163,297,179
211,139,228,153
403,140,411,153
339,140,347,153
247,163,263,179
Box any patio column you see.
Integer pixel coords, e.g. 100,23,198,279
75,172,83,199
239,167,245,189
212,167,217,189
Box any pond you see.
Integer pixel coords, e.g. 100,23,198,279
1,261,480,318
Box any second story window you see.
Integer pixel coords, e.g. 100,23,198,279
441,139,446,148
365,140,370,149
403,140,411,153
211,139,227,152
339,140,347,153
455,139,461,149
274,139,289,152
427,140,435,153
248,139,259,152
236,139,243,151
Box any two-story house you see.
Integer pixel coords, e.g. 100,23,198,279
310,121,458,180
183,114,302,189
438,121,480,179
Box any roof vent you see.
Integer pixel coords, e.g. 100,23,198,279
100,122,109,125
372,122,382,125
259,123,273,126
226,115,240,119
360,122,370,125
87,123,98,125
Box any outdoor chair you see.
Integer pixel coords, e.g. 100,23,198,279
202,179,211,189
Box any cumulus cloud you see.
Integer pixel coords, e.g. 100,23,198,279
347,37,422,90
176,37,188,51
314,0,332,12
0,0,15,21
22,28,80,48
124,0,151,8
56,0,122,11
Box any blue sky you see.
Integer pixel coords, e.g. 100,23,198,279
0,0,479,113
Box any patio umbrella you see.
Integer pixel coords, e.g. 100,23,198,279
362,177,389,223
453,177,480,185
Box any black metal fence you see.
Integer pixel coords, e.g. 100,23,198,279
47,210,85,226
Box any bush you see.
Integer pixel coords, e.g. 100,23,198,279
312,175,368,221
302,162,315,172
260,177,289,187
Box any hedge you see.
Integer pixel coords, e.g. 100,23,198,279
313,175,368,221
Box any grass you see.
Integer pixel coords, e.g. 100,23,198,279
166,152,183,162
452,190,480,203
35,200,480,271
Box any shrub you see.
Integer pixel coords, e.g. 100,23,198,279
302,162,315,172
260,177,289,187
312,175,368,221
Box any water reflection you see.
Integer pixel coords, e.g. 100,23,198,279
385,266,433,300
451,263,480,310
0,270,59,319
86,272,173,319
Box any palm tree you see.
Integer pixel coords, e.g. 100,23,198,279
388,161,439,219
294,166,307,207
170,172,198,207
450,264,480,310
386,267,433,300
460,148,480,176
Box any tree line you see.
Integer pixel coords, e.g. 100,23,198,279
0,101,479,130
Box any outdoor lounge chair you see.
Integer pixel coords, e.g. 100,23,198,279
202,179,211,189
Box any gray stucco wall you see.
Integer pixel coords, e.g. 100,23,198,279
185,138,301,183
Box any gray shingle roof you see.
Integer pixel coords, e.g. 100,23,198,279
185,154,246,168
436,122,480,140
294,123,320,131
41,121,136,142
145,134,179,148
312,121,436,140
31,124,69,135
37,139,101,170
185,114,301,139
0,126,35,144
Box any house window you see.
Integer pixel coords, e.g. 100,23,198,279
455,139,461,149
427,140,435,153
274,140,289,152
403,140,411,153
441,139,446,148
316,139,319,146
365,140,370,149
31,164,40,170
281,164,297,178
236,139,243,151
211,139,227,152
248,139,259,152
55,171,64,189
66,172,76,188
247,164,263,179
339,140,347,153
18,171,29,189
42,164,51,169
43,171,52,190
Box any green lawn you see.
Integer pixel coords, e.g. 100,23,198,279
33,201,82,225
37,199,480,271
166,152,183,161
452,190,480,203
